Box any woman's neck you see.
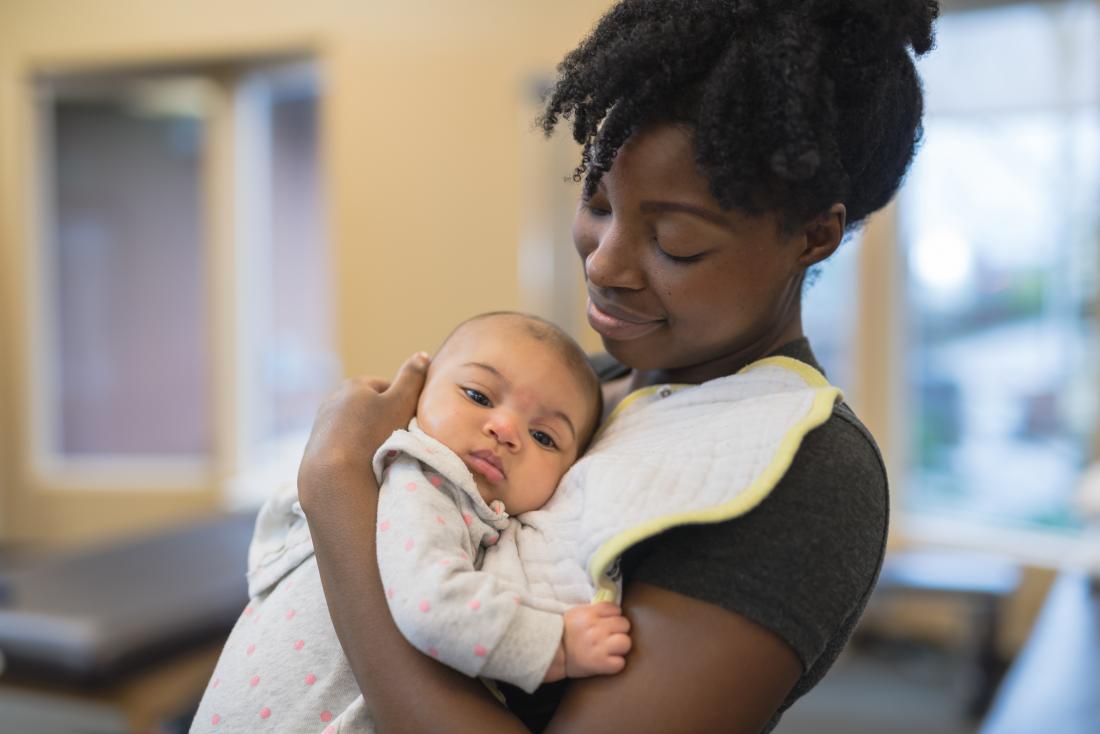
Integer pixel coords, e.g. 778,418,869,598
627,316,805,392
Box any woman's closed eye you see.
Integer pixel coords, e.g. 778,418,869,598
463,387,492,406
654,236,706,265
580,195,611,218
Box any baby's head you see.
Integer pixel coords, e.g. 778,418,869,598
416,312,601,514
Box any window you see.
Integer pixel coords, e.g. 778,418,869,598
45,74,212,459
32,59,337,500
803,234,861,395
901,0,1099,534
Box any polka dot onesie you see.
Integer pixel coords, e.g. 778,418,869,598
191,423,569,733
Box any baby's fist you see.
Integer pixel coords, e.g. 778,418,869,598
563,602,632,678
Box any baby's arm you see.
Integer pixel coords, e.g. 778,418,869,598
542,601,633,683
377,459,565,693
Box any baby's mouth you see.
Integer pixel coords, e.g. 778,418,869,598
467,450,505,484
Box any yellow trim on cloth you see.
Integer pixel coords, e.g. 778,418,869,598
589,356,841,601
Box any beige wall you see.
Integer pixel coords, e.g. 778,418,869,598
0,0,613,545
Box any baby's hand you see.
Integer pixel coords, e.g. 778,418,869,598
562,602,632,678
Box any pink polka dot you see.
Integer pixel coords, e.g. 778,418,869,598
485,535,499,545
419,600,431,613
320,710,334,723
243,606,253,616
386,586,396,599
379,520,391,533
211,677,220,689
285,609,297,620
246,643,256,656
429,475,443,488
405,481,418,492
428,646,440,657
404,538,415,551
474,644,488,657
259,707,271,719
435,515,446,525
468,599,481,611
293,639,305,651
250,675,261,687
460,550,469,560
211,713,221,725
513,595,522,605
462,513,473,526
439,558,451,567
305,673,317,685
324,726,337,734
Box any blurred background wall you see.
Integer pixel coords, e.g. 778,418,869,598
0,0,610,545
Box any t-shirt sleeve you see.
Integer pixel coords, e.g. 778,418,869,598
621,409,889,675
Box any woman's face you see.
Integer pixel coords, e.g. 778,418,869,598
573,124,822,384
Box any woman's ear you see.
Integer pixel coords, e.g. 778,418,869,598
797,203,846,267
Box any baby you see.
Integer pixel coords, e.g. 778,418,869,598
192,312,629,733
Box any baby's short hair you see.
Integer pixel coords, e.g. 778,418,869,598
439,311,603,448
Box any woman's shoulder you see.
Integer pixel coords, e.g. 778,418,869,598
619,340,888,715
622,387,889,611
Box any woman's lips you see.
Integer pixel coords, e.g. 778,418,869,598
467,451,505,484
587,296,664,341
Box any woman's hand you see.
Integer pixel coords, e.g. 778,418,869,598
298,352,429,511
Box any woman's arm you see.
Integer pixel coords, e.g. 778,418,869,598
297,355,529,732
547,581,802,734
300,355,801,733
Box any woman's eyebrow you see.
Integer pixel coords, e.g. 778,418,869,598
640,200,732,229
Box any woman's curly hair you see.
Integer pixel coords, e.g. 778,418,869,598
541,0,939,231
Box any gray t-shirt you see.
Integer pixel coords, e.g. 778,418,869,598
499,338,889,732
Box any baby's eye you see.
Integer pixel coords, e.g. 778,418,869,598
531,430,558,449
463,388,491,406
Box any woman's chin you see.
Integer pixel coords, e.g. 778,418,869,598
601,337,666,371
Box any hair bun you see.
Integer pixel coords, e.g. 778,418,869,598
813,0,939,57
891,0,939,55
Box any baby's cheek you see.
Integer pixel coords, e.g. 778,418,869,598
538,462,571,504
415,403,457,445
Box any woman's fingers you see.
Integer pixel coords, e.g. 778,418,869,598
357,376,391,393
386,351,430,403
299,353,431,494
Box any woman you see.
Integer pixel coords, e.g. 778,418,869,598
298,1,938,731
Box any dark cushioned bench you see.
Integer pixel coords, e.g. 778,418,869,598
0,511,254,686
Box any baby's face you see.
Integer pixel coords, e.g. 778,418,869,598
416,318,595,515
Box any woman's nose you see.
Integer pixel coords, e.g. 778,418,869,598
484,411,521,449
578,218,645,291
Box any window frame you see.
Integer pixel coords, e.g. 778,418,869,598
21,53,326,504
